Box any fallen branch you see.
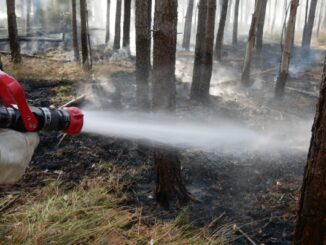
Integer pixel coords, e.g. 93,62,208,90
0,194,20,212
208,211,226,228
59,94,87,109
233,224,257,245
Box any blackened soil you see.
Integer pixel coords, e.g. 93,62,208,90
9,42,324,244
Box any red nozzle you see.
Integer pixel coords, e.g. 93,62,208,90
64,107,84,135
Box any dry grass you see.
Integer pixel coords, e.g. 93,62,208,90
0,178,226,245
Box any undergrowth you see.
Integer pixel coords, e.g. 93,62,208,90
0,178,226,245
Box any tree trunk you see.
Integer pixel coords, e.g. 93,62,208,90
316,0,325,38
302,0,318,49
0,55,3,70
123,0,131,48
113,0,122,50
293,55,326,244
214,0,229,61
26,0,31,34
190,0,208,101
232,0,240,45
136,0,151,110
182,0,195,51
241,0,263,86
105,0,111,44
275,0,299,98
270,0,277,36
201,0,217,97
256,0,267,55
6,0,21,64
72,0,80,62
153,0,189,209
33,0,42,26
80,0,90,70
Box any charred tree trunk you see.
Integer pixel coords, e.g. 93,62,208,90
0,55,3,70
6,0,21,64
182,0,195,51
153,0,189,209
72,0,80,62
232,0,240,45
105,0,111,44
136,0,151,110
191,0,208,101
302,0,318,49
214,0,229,60
123,0,131,48
113,0,122,50
293,56,326,244
275,0,299,98
241,0,263,86
201,0,217,97
191,0,216,102
80,0,90,70
256,0,267,55
26,0,31,34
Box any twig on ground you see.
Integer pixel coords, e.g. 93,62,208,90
208,211,226,228
0,194,20,212
59,94,87,109
233,224,257,245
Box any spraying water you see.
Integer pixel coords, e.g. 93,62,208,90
82,110,312,154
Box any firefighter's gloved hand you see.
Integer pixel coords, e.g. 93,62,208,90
0,129,39,185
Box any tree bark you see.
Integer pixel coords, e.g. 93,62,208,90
214,0,228,61
123,0,131,48
182,0,195,51
316,0,325,38
232,0,240,45
302,0,318,49
72,0,80,62
275,0,299,98
256,0,267,55
105,0,111,44
113,0,122,50
136,0,151,110
241,0,263,86
80,0,90,70
6,0,21,64
293,55,326,244
153,0,189,209
190,0,208,101
0,55,3,70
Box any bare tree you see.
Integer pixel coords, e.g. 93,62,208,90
80,0,90,70
293,55,326,244
241,0,263,86
123,0,131,48
275,0,299,98
191,0,208,100
232,0,240,45
6,0,21,64
270,0,277,36
316,0,325,38
256,0,268,55
113,0,122,50
105,0,111,44
152,0,189,209
214,0,229,60
182,0,195,51
26,0,31,34
302,0,318,49
136,0,152,110
72,0,80,62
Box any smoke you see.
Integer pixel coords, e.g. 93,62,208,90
82,110,312,155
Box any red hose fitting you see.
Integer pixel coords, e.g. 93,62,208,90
64,107,84,135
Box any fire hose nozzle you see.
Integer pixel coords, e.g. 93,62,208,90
0,71,84,135
64,107,84,135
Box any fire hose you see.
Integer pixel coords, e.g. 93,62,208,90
0,71,84,135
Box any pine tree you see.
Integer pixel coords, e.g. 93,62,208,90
6,0,21,64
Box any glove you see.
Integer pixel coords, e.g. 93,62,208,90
0,129,39,185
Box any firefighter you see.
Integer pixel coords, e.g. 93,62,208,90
0,129,39,184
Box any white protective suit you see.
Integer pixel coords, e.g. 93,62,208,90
0,129,39,185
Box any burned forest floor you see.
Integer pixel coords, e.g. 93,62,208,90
0,40,325,245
